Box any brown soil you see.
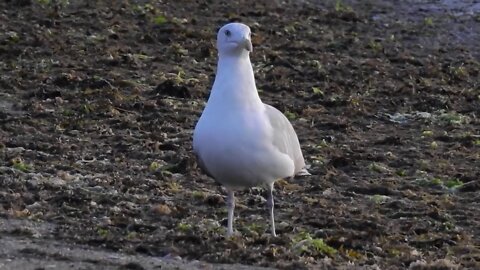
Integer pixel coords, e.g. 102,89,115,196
1,0,479,269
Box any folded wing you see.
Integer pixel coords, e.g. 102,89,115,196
265,104,308,175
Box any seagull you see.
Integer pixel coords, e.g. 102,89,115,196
193,22,309,237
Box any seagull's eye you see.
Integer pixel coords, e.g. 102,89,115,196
225,30,231,37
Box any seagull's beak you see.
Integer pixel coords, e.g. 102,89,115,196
244,37,253,52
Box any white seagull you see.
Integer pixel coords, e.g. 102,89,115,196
193,22,309,237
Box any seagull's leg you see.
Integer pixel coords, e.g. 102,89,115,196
267,183,277,237
227,190,235,236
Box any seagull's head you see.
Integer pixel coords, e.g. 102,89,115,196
216,22,253,56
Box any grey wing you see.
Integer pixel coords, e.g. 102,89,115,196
264,104,309,175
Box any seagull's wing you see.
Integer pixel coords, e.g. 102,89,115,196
264,104,309,175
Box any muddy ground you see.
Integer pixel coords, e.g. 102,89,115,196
1,0,479,269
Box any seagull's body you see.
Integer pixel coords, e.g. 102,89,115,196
193,23,309,236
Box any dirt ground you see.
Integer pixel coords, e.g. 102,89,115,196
1,0,479,269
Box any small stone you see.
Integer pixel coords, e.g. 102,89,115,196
205,194,224,206
152,204,172,215
45,177,66,188
26,202,42,211
57,170,74,181
54,96,64,104
276,221,290,232
322,188,335,196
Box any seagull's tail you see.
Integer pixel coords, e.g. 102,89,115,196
296,167,311,176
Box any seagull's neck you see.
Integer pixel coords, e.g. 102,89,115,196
208,53,263,111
